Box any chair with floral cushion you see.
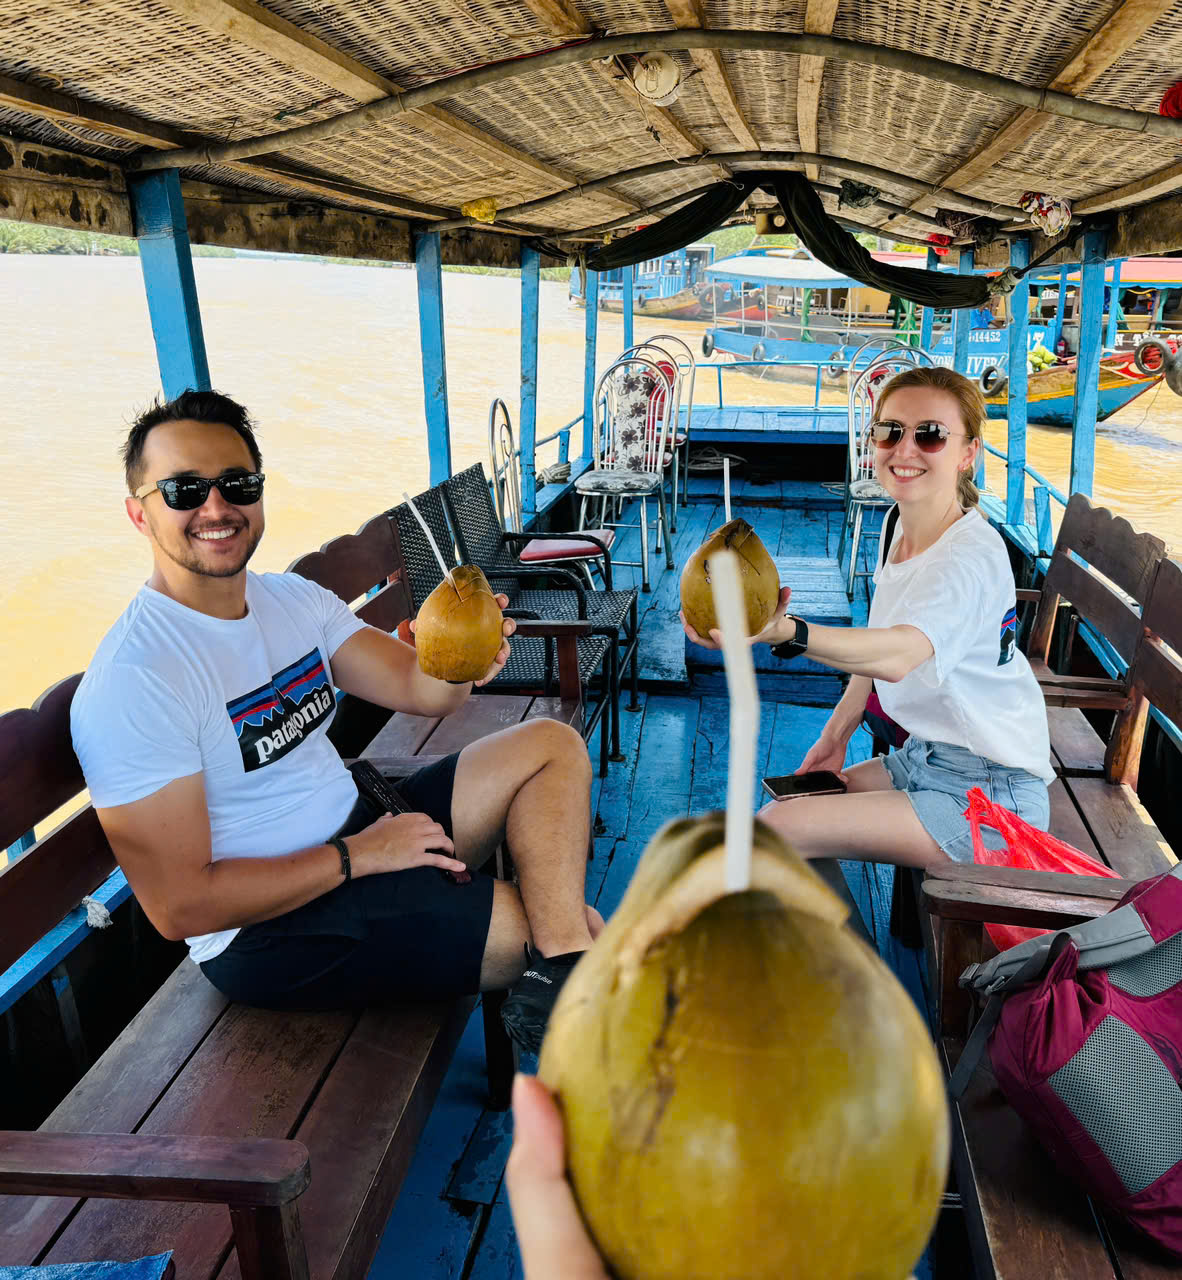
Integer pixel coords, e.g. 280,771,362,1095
574,356,676,592
621,332,696,518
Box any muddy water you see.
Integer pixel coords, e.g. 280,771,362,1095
2,254,1179,717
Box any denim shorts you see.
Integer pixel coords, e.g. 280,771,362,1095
882,736,1050,863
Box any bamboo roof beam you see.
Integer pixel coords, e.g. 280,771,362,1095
516,0,720,170
901,0,1174,217
1075,160,1182,214
156,0,642,213
662,0,760,151
0,73,451,220
130,30,1182,177
798,0,840,183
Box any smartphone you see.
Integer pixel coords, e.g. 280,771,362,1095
761,770,847,801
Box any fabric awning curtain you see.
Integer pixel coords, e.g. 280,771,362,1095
539,171,994,310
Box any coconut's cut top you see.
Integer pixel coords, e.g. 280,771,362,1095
680,519,780,640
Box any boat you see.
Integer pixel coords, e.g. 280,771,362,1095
5,4,1182,1279
569,241,716,317
982,349,1167,427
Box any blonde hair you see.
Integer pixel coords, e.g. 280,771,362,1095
875,365,985,509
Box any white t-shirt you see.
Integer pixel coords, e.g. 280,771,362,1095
71,572,370,963
868,508,1054,783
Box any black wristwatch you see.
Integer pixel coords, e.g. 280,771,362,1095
770,615,809,660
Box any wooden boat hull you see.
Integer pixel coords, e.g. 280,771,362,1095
984,359,1164,427
596,285,710,320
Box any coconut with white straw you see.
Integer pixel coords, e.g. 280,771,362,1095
538,567,951,1280
403,491,504,682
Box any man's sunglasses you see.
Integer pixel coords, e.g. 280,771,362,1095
134,472,265,511
870,420,964,453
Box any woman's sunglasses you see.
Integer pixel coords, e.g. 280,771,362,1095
134,472,265,511
870,420,963,453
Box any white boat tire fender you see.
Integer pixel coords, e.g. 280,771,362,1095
1133,337,1175,377
980,365,1008,398
701,331,715,357
752,341,767,362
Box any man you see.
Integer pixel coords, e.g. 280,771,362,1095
70,389,600,1055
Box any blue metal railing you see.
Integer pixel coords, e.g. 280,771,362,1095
694,358,850,409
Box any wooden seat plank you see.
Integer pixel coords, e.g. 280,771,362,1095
523,695,583,729
1047,777,1102,857
0,961,228,1265
1065,778,1175,879
943,1040,1118,1280
1047,707,1106,776
214,1000,473,1280
362,710,443,762
42,1004,357,1274
424,696,533,756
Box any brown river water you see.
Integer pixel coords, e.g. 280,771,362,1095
3,254,1181,718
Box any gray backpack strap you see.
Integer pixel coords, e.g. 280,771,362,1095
949,941,1067,1098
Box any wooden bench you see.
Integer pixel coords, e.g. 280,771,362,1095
917,559,1182,1279
0,510,591,1278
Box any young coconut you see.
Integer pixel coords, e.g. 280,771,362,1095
680,519,779,639
413,565,504,683
538,813,950,1280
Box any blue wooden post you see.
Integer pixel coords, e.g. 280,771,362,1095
952,249,974,375
1052,264,1069,351
415,231,451,485
1070,230,1108,498
519,244,540,520
1104,258,1122,351
1005,237,1031,526
127,171,211,398
582,271,599,462
622,264,634,352
920,247,938,351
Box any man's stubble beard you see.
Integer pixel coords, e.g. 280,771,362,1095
150,514,264,579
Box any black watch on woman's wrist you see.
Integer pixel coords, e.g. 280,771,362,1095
770,616,809,660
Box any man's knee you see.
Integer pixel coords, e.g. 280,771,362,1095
518,718,590,775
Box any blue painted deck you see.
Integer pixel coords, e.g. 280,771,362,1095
684,404,846,444
367,482,929,1280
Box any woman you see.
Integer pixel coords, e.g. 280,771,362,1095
684,365,1053,870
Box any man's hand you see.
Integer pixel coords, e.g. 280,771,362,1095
476,594,515,686
506,1074,610,1280
680,585,794,651
347,811,468,877
408,593,515,687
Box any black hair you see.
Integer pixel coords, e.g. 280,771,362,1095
122,389,262,492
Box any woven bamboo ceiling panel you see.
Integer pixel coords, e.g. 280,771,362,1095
5,0,1182,254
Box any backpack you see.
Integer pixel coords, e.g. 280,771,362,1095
951,861,1182,1255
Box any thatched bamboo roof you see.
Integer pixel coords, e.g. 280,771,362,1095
3,0,1182,265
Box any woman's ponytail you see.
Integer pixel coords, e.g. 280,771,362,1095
957,467,981,510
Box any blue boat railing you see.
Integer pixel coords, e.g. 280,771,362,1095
694,358,850,409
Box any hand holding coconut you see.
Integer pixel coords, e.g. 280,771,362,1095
679,519,790,650
409,568,515,686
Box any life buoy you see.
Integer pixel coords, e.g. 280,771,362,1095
701,331,715,357
1133,337,1174,375
979,365,1008,398
752,341,767,362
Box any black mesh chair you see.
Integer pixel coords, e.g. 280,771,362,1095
388,490,616,775
441,463,640,755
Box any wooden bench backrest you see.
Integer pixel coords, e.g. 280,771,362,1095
0,675,112,976
1029,493,1166,670
1132,557,1182,727
286,512,413,632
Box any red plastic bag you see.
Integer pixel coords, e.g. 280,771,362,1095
964,785,1120,950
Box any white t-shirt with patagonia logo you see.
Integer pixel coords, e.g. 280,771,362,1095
868,508,1054,783
71,572,369,962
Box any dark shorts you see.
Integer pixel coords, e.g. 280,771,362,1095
199,753,495,1011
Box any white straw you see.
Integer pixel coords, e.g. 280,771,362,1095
402,491,452,580
708,549,760,893
723,456,732,523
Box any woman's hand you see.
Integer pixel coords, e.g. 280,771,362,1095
506,1074,610,1280
796,735,850,781
681,586,794,650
